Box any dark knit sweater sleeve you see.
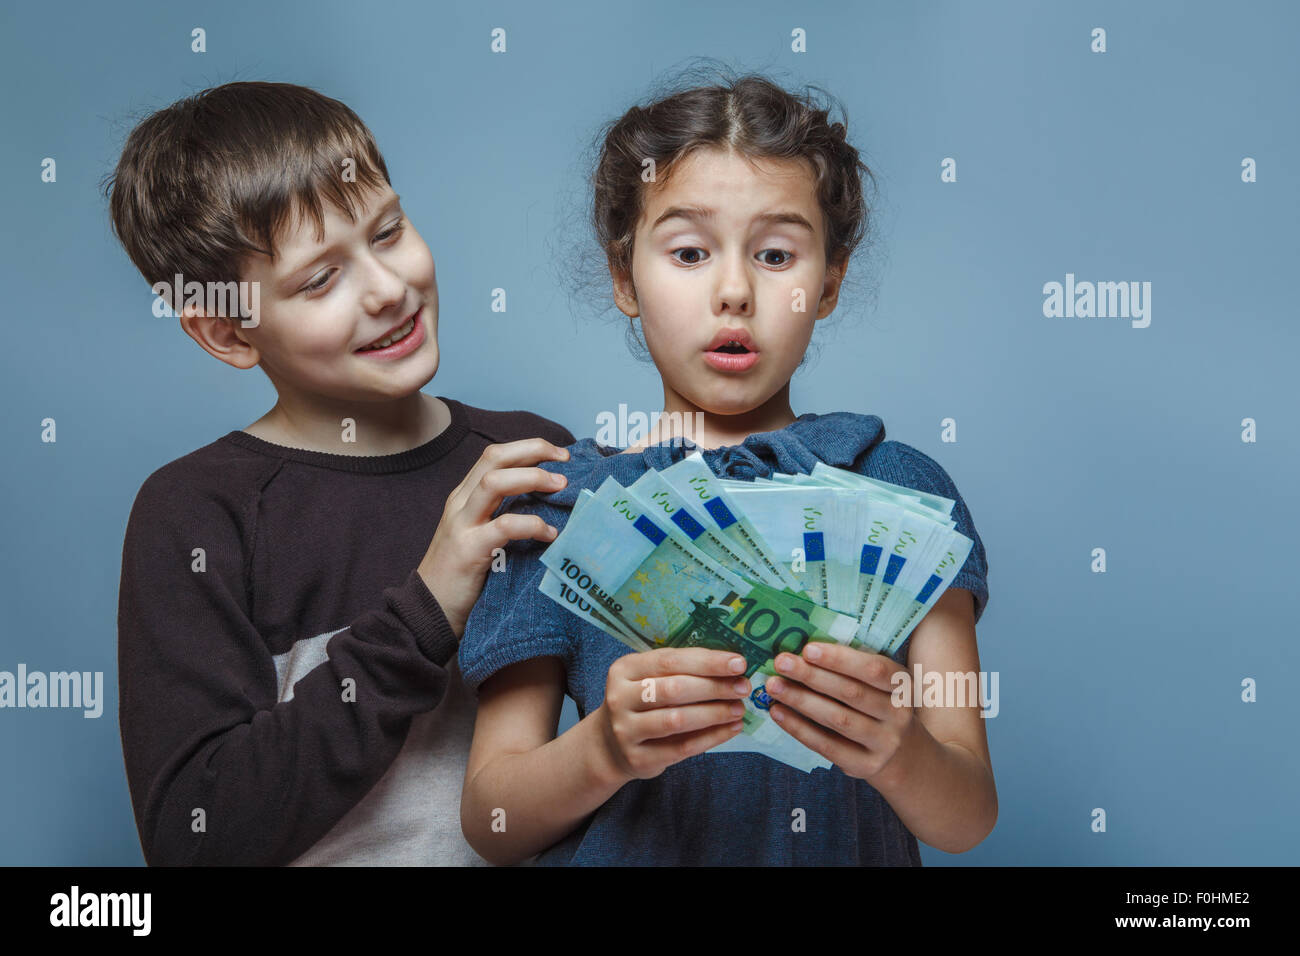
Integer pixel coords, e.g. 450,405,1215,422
116,464,457,866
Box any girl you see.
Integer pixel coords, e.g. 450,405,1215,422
458,73,995,865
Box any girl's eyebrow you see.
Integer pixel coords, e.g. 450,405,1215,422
651,204,713,229
754,211,816,233
650,204,815,234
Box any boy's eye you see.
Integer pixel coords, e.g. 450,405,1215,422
375,219,405,243
758,249,793,267
303,269,335,294
299,220,406,295
671,247,707,265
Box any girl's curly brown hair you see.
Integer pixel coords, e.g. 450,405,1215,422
592,71,876,293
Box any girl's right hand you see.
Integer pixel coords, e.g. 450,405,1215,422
594,647,751,781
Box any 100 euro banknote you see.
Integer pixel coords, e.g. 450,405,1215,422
535,457,976,772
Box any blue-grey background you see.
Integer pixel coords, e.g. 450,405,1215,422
1,0,1296,865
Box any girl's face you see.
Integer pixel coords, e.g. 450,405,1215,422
613,146,844,419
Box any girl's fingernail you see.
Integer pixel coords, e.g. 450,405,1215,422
728,657,746,674
776,655,793,673
804,643,823,661
730,702,745,717
733,679,750,695
546,525,558,537
771,707,785,723
767,677,784,694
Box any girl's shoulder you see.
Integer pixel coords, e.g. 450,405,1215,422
527,410,890,493
860,438,967,503
523,437,655,511
518,413,972,502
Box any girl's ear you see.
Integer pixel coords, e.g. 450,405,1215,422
611,265,640,318
815,253,849,320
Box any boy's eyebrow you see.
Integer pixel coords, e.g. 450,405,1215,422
281,193,403,283
650,205,815,234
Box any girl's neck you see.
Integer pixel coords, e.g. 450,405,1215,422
626,384,798,452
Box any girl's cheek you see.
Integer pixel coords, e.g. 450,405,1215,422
648,314,692,352
786,270,822,314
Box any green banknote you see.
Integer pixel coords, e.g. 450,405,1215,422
657,453,803,592
539,477,858,740
625,468,779,588
541,477,857,665
533,457,977,772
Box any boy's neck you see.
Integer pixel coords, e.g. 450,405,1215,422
627,384,798,452
243,391,451,456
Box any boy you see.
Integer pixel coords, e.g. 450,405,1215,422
108,81,573,865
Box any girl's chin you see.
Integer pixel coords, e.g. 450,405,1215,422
681,391,781,419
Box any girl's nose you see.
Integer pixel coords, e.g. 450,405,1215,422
712,252,753,316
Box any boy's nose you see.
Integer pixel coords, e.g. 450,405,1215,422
361,271,406,315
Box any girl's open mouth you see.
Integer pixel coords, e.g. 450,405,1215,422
704,333,759,372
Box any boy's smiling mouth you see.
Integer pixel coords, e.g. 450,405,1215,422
703,327,759,372
355,306,423,356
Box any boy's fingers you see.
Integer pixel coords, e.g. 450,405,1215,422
457,439,570,501
463,466,567,522
635,647,748,679
628,673,751,710
484,512,558,549
636,701,747,743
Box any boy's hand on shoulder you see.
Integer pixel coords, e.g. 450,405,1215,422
762,643,920,784
418,438,570,637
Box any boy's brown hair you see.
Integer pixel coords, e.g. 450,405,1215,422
104,81,391,302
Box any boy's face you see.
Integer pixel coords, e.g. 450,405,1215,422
229,182,439,407
613,147,844,418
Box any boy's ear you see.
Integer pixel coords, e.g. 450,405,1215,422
179,303,261,370
610,263,639,319
815,253,849,320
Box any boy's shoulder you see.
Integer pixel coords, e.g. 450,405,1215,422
126,433,283,526
125,403,576,529
448,398,576,449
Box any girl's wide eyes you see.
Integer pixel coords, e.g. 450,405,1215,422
671,247,707,265
300,220,406,295
668,247,794,267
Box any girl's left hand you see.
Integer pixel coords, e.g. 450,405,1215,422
763,643,917,782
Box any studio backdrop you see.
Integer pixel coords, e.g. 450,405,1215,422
0,0,1295,865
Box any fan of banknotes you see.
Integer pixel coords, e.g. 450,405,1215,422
537,452,974,772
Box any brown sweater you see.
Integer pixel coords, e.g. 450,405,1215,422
116,397,573,865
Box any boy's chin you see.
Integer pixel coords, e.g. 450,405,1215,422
419,346,440,384
355,340,440,388
349,360,441,403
